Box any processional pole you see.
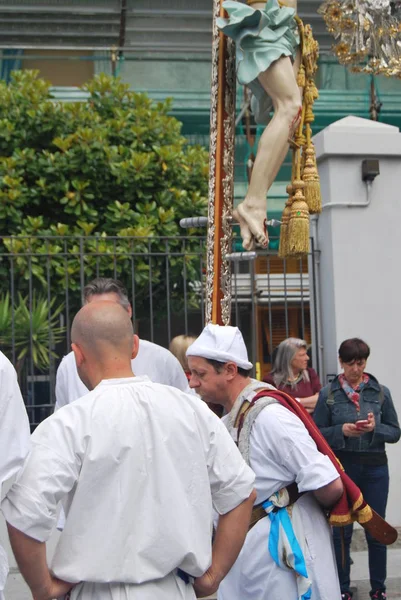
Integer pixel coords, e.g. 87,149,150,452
205,0,237,326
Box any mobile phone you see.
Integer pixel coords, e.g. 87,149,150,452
355,419,369,428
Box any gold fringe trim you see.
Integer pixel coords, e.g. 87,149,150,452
328,503,373,528
352,493,365,513
356,504,373,525
329,513,355,526
335,457,345,471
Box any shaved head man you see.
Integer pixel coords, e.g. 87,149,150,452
2,303,256,600
71,301,138,390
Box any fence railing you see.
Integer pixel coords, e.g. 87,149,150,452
0,235,317,428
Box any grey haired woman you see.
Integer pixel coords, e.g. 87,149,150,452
263,337,321,413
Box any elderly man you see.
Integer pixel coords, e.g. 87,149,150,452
0,351,30,600
55,277,191,410
2,303,256,600
186,324,343,600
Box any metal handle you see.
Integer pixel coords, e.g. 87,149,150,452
180,216,281,229
225,251,257,262
179,217,209,228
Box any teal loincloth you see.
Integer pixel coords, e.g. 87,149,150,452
217,0,300,124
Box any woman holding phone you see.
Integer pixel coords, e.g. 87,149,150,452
313,338,400,600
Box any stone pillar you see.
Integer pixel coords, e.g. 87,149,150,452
314,116,401,525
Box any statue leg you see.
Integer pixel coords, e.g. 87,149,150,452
235,55,302,250
293,46,301,82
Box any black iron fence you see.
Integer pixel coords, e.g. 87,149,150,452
0,235,318,428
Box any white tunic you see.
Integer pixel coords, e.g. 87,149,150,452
218,403,341,600
0,352,31,600
2,377,255,600
55,339,192,410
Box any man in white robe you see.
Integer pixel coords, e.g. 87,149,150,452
55,277,191,411
2,303,256,600
186,324,343,600
0,351,30,600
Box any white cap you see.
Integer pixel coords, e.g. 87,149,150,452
186,324,253,370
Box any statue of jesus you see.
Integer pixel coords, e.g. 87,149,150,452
217,0,303,250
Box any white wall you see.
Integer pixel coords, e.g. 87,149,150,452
314,116,401,525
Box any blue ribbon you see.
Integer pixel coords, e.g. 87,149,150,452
262,500,311,600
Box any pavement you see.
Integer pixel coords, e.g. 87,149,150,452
350,548,401,600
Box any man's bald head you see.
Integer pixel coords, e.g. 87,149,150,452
71,301,134,362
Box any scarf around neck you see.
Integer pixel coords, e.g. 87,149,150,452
338,373,369,413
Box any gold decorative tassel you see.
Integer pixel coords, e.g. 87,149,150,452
278,185,293,258
302,143,321,214
302,109,321,213
288,179,310,256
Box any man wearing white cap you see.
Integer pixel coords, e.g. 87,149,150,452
186,324,343,600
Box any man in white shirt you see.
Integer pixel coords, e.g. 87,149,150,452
2,303,256,600
55,277,191,410
0,351,30,600
186,324,343,600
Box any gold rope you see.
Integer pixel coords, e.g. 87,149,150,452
300,24,321,214
281,15,319,257
287,59,310,256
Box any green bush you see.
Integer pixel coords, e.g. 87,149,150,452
0,71,208,319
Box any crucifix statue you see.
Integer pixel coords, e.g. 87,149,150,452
204,0,321,326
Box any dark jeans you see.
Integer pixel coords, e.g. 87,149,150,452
333,457,389,594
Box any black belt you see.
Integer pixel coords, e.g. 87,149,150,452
177,568,192,584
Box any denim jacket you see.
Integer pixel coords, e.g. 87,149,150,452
313,373,400,453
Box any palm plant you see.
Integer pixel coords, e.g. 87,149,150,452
0,292,65,376
0,292,11,346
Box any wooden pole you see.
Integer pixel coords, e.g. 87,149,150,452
205,0,236,326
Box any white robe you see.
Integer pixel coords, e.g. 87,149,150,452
218,402,341,600
2,377,255,600
55,339,192,410
55,340,194,532
0,352,31,600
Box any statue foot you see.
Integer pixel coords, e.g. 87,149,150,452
236,202,269,249
233,208,254,251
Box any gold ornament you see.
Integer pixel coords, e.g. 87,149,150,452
278,186,293,258
278,15,320,257
319,0,401,77
288,180,310,256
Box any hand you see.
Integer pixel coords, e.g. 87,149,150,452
33,576,76,600
342,423,364,437
193,569,219,598
299,393,319,413
356,412,375,433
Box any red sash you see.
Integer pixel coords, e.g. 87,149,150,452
250,389,397,545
